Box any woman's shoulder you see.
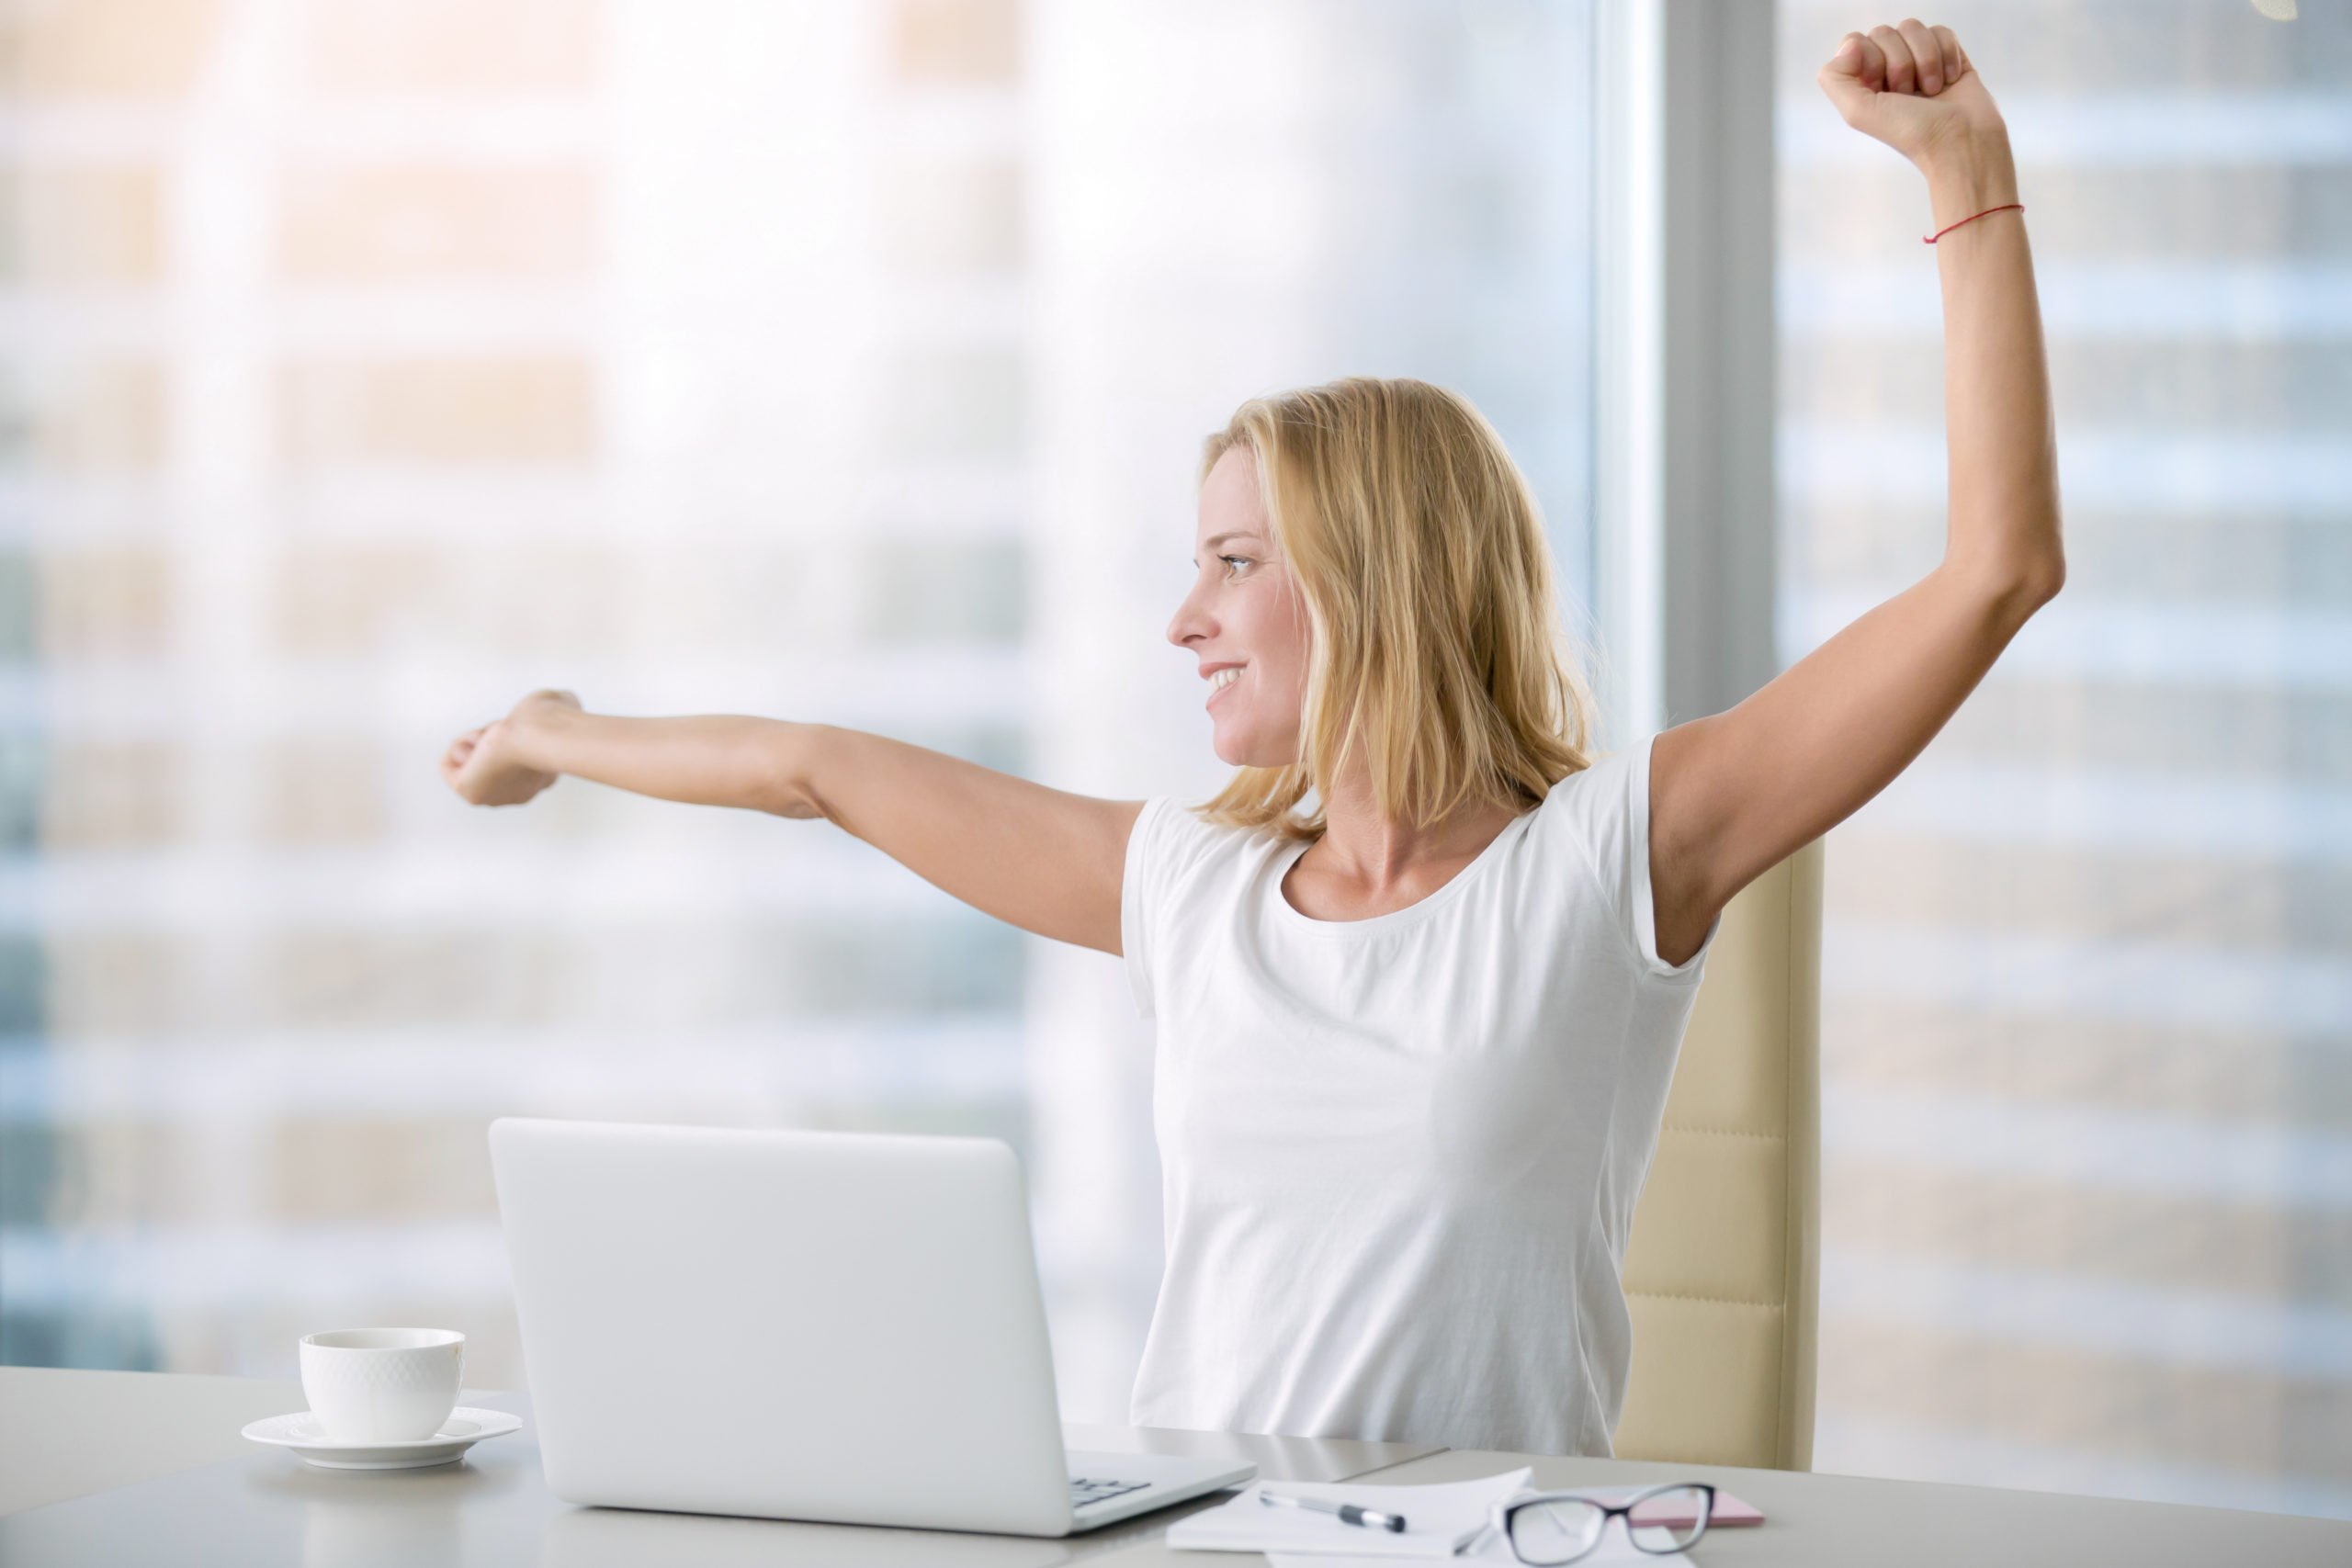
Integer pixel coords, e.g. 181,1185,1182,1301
1125,796,1284,922
1146,795,1299,854
1136,795,1299,868
1521,744,1651,884
1531,745,1641,824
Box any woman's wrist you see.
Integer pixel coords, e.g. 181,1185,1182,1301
506,691,583,774
1917,129,2018,231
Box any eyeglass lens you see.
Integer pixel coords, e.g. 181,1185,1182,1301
1625,1485,1710,1551
1508,1498,1606,1564
1506,1485,1712,1563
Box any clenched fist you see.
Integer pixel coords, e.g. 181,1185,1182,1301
441,688,575,807
1818,18,2007,166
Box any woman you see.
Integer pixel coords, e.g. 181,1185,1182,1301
442,19,2061,1457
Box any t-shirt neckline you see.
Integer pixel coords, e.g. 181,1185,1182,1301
1267,802,1540,939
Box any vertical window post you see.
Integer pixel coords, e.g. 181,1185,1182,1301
1593,0,1779,742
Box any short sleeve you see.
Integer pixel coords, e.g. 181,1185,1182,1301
1559,733,1719,983
1120,795,1171,1020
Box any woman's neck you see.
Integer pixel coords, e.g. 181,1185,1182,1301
1305,775,1526,896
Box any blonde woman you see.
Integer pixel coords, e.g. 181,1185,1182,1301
443,19,2059,1457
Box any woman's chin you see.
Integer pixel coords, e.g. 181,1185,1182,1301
1212,725,1293,772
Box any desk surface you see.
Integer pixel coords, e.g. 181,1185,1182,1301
3,1367,2346,1567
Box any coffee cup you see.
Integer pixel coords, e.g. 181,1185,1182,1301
299,1327,465,1443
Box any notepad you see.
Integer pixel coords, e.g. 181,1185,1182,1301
1166,1466,1534,1556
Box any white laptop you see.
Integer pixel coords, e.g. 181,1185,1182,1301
488,1116,1254,1536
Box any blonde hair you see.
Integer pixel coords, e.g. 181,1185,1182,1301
1193,376,1606,842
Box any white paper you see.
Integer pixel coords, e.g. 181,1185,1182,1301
1165,1466,1534,1557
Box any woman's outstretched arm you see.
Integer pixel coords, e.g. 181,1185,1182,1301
1645,19,2065,966
440,689,1139,955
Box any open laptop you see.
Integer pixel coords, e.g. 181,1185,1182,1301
488,1116,1253,1536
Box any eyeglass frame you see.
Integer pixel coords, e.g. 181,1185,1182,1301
1469,1480,1718,1564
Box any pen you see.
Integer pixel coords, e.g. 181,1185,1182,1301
1259,1487,1408,1533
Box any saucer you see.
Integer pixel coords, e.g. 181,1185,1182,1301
242,1406,523,1470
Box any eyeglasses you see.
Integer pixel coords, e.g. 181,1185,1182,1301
1469,1481,1715,1564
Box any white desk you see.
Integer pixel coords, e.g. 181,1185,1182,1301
0,1367,1436,1565
3,1367,2346,1565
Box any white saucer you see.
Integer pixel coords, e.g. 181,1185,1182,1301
242,1407,524,1470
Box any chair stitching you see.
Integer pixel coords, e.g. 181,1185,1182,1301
1659,1123,1784,1140
1628,1291,1786,1309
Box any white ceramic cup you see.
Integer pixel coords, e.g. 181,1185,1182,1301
299,1327,465,1443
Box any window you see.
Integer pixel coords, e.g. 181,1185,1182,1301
1777,0,2350,1519
1,0,1600,1425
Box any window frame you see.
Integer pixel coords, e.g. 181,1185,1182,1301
1591,0,1780,742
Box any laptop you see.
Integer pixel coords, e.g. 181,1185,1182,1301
488,1116,1254,1535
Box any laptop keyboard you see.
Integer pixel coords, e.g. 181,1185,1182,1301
1071,1476,1152,1509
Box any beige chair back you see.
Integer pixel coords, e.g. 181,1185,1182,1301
1612,837,1824,1470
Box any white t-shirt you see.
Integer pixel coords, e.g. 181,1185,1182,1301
1118,730,1722,1457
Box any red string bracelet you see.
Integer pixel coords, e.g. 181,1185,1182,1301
1925,202,2024,244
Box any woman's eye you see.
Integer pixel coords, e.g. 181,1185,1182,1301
1220,555,1252,576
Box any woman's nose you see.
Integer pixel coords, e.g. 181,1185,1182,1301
1167,589,1211,649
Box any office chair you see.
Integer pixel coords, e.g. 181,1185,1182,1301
1613,836,1824,1470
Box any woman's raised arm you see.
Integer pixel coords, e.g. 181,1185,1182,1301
1645,19,2066,964
441,690,1140,956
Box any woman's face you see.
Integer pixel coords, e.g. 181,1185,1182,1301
1168,446,1311,768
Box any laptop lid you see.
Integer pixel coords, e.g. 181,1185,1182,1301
489,1116,1078,1535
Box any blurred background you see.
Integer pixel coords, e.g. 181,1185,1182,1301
1777,0,2351,1518
2,0,2346,1525
0,0,1604,1418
